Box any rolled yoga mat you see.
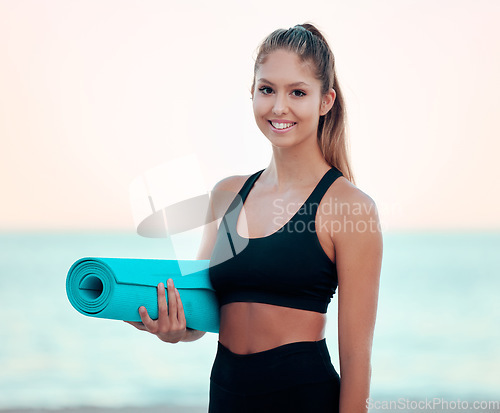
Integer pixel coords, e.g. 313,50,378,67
66,257,220,333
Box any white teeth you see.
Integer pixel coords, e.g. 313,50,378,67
271,122,295,129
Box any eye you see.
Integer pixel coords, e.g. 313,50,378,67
292,90,306,97
258,86,273,95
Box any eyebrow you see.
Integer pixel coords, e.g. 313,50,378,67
257,78,310,88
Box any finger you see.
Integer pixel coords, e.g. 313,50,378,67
167,278,178,320
157,282,170,331
157,282,168,318
175,288,187,327
138,306,157,333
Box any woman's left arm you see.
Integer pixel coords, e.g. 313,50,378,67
334,190,383,413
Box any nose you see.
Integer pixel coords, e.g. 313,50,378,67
272,93,289,116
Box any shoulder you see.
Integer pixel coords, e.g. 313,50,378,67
212,173,252,194
211,172,256,202
195,173,255,260
209,172,256,221
325,176,379,217
320,175,382,246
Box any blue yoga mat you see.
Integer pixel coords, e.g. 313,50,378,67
66,257,220,333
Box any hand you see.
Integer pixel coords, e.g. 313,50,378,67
124,279,187,343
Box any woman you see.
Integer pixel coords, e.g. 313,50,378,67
127,23,383,413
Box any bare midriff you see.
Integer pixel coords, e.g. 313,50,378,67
218,301,327,355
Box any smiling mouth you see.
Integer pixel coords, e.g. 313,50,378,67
268,121,297,130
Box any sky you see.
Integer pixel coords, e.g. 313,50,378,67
1,0,499,232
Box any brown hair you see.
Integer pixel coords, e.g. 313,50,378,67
251,23,355,184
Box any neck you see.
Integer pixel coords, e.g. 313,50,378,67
263,138,331,191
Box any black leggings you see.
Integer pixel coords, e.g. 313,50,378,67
209,338,340,413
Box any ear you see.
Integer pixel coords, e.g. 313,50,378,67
320,88,336,116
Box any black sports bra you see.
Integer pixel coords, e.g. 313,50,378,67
208,167,343,313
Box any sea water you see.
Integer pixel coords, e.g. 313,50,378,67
0,231,498,409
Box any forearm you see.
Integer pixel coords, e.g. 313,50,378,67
180,327,206,342
339,356,372,413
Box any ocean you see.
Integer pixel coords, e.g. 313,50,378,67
0,231,499,409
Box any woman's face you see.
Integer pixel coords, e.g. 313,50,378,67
252,49,332,149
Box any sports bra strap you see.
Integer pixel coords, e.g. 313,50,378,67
237,169,265,203
236,167,343,218
304,167,343,217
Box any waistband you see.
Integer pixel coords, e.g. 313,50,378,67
210,338,338,395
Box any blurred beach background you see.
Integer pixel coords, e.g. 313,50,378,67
1,0,499,412
0,231,499,412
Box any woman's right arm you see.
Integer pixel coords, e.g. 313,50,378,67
181,175,245,341
125,178,231,343
178,187,222,342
